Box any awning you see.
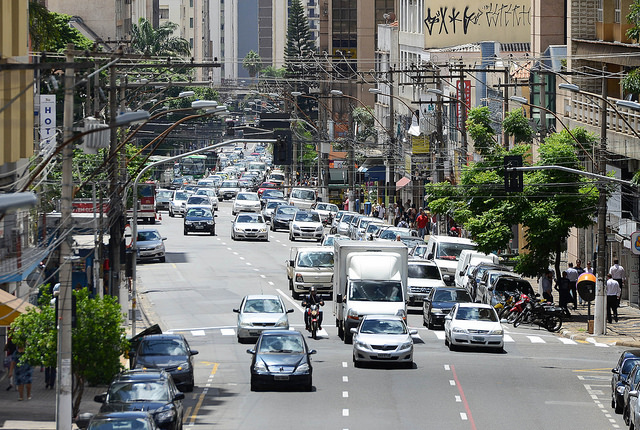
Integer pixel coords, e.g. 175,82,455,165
396,177,411,190
0,288,35,326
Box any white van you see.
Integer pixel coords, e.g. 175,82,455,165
424,236,477,285
454,250,500,290
288,188,317,209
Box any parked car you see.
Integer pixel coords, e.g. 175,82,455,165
232,192,262,215
483,275,535,307
233,294,293,343
246,330,315,391
136,228,166,263
422,286,472,329
86,412,158,430
260,189,286,202
612,349,640,414
335,212,358,236
271,205,299,231
622,362,640,425
475,269,515,305
94,369,184,430
231,213,269,241
465,263,510,301
444,303,504,352
351,315,416,368
330,210,347,234
130,334,198,392
289,210,324,242
407,259,446,306
183,207,216,236
168,191,189,217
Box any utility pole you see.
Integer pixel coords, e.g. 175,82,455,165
388,67,395,211
56,44,74,430
459,65,467,173
595,66,608,335
539,71,547,140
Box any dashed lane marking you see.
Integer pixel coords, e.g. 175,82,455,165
191,330,206,336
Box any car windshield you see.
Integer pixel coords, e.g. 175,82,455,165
322,237,335,247
408,264,442,279
237,214,262,223
262,190,284,198
380,230,400,240
221,181,238,187
237,193,259,201
88,417,154,430
622,358,640,373
258,335,304,353
413,246,428,258
108,381,169,402
174,192,188,200
341,214,354,223
360,319,407,335
270,174,285,181
243,298,284,313
367,224,382,234
495,280,534,296
140,338,188,356
137,231,161,242
266,201,282,209
196,189,216,197
349,281,403,302
359,219,372,229
157,190,173,198
187,197,209,205
434,289,471,302
187,208,212,218
436,243,477,261
297,251,334,268
295,212,320,222
277,207,297,215
455,307,498,322
291,189,316,200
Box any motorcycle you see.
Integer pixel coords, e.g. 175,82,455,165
502,293,530,324
513,297,563,332
306,304,321,339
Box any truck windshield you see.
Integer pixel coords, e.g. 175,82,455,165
436,243,476,261
349,281,403,302
297,251,334,268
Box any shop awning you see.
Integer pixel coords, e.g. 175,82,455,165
0,289,35,326
396,177,411,190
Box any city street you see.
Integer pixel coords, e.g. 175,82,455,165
135,199,625,430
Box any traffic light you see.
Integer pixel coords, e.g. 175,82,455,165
504,155,524,192
272,129,293,165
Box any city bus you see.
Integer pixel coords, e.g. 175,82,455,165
178,154,208,179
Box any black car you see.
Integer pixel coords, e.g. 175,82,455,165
271,205,299,231
87,411,158,430
130,334,198,392
422,287,472,329
612,350,640,414
94,369,184,430
622,362,640,424
246,330,316,391
183,207,216,236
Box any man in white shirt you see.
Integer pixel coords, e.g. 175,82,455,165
606,273,622,323
609,259,626,291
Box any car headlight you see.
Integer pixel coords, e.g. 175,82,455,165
295,274,304,282
234,227,244,232
239,319,251,328
155,408,176,423
254,360,268,373
431,308,444,315
185,220,193,225
177,361,190,371
354,340,369,349
155,244,164,251
294,362,310,374
395,309,407,320
490,329,503,335
207,220,214,225
293,224,301,231
275,316,288,327
617,385,626,394
400,341,413,350
316,225,323,231
259,228,267,232
347,308,359,320
452,327,467,333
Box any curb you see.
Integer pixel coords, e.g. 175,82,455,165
558,327,640,348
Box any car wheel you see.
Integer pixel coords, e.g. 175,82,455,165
169,210,174,217
448,341,457,351
444,334,449,346
304,380,313,392
615,396,624,414
404,361,414,369
343,331,353,344
353,354,360,368
290,235,295,241
289,279,294,291
184,375,194,392
292,290,300,300
250,377,259,391
159,256,166,263
184,229,188,235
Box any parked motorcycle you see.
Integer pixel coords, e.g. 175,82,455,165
306,304,321,339
513,297,563,332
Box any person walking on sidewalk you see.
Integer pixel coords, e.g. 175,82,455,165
609,259,626,297
575,259,586,305
541,270,554,302
556,271,572,316
606,273,622,324
8,344,32,401
566,263,579,309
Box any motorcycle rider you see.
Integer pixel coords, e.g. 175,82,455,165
302,287,324,331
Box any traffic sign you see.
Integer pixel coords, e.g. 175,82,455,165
631,231,640,255
124,224,133,248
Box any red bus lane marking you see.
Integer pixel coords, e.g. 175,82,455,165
451,364,477,430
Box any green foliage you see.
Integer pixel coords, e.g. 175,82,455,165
466,107,497,156
627,0,640,43
29,4,93,52
243,50,263,78
10,288,128,417
503,108,534,144
130,18,191,57
285,0,317,72
622,68,640,96
260,66,287,78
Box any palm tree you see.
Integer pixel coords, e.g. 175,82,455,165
242,50,263,78
130,18,191,57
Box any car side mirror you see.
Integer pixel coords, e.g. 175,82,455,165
94,393,107,403
612,368,620,374
128,350,136,358
290,260,295,266
350,328,358,334
309,349,317,355
214,214,218,217
232,308,240,313
488,286,495,291
247,348,256,355
459,271,464,276
409,329,418,335
162,237,167,241
190,350,199,355
287,309,294,313
174,392,185,401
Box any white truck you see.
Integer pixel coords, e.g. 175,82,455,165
333,241,408,344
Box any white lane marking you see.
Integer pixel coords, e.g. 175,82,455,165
253,268,259,271
276,240,281,243
343,391,349,398
455,395,461,402
444,364,450,371
220,329,235,336
221,242,227,245
227,247,232,250
239,257,245,260
342,409,349,417
260,275,266,278
558,337,577,345
277,289,304,312
527,336,545,343
343,362,348,368
268,281,274,286
586,337,610,348
504,335,515,342
434,331,445,340
460,413,468,420
233,252,238,255
191,330,206,336
343,376,349,382
216,238,221,241
246,262,252,266
282,244,287,247
449,380,456,386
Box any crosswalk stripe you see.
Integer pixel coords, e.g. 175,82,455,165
527,336,545,343
191,330,206,336
220,328,235,336
504,335,515,342
558,337,578,345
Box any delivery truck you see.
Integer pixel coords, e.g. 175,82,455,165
333,241,408,344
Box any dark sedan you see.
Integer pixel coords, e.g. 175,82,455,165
247,330,316,391
87,411,158,430
183,207,216,236
271,205,298,231
612,349,640,414
130,334,199,392
261,189,286,202
422,287,472,329
94,369,184,430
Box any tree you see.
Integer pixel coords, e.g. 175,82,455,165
285,0,317,73
242,50,263,78
10,288,128,418
425,106,599,278
130,18,191,57
29,3,93,52
627,0,640,43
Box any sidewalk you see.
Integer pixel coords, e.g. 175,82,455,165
559,300,640,347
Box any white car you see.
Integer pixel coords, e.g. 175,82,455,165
444,303,504,352
351,315,416,368
407,259,446,306
219,179,240,200
185,195,215,214
233,294,293,343
169,190,189,217
232,192,262,215
231,213,269,241
194,188,219,211
314,202,339,225
289,210,324,242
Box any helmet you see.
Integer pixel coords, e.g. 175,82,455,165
310,286,317,294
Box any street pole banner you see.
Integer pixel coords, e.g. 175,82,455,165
39,95,56,141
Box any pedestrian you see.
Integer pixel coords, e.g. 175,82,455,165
606,273,621,323
556,271,572,315
585,260,594,274
575,259,585,305
378,203,386,220
566,262,579,309
416,208,429,239
8,344,32,401
343,196,349,211
541,270,554,302
4,337,16,391
609,259,626,295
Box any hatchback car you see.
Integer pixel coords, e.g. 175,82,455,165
351,315,416,368
423,287,472,329
185,195,215,214
271,205,299,231
87,411,158,430
155,189,173,212
130,334,199,392
136,228,166,263
612,349,640,414
246,330,315,391
183,207,215,236
94,369,184,430
233,294,293,343
314,202,339,225
168,191,189,217
289,210,324,242
232,192,262,215
231,213,268,241
444,303,504,352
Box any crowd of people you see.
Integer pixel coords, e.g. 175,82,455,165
370,199,437,239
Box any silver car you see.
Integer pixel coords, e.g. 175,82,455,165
351,315,416,368
136,228,166,263
169,190,189,217
289,210,324,242
194,188,219,211
232,192,262,215
231,213,269,241
233,294,293,343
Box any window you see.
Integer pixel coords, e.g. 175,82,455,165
159,8,169,19
615,0,621,23
190,17,194,28
190,0,193,6
190,38,194,48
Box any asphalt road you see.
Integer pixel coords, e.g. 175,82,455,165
136,199,625,430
